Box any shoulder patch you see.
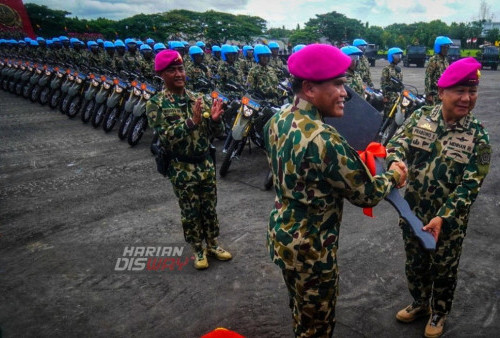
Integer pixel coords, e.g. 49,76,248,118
477,143,491,165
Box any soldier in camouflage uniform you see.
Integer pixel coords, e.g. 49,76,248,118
185,45,212,91
341,46,365,97
86,41,102,68
217,45,241,88
268,41,286,79
146,50,232,270
119,39,142,73
425,36,452,105
138,44,154,79
247,44,280,105
388,57,490,338
353,39,374,87
239,45,255,83
381,47,404,117
100,41,116,72
264,44,407,337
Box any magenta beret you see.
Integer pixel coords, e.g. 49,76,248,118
437,57,481,88
287,44,351,81
154,50,183,72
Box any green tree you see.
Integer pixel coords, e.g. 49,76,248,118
305,11,365,44
25,3,69,38
288,26,319,46
485,28,500,44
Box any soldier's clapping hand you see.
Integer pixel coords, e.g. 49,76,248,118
210,98,224,122
192,98,203,125
389,161,408,188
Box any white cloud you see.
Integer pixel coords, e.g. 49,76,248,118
25,0,500,28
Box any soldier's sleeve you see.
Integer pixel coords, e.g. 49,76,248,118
314,132,400,208
424,59,435,94
380,67,390,93
385,109,423,165
146,97,161,131
247,67,256,88
436,129,491,229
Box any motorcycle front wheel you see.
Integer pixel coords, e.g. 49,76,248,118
118,111,133,140
80,99,95,123
127,115,148,146
219,140,239,177
102,107,121,132
91,104,107,128
49,89,62,109
39,86,50,105
67,95,82,118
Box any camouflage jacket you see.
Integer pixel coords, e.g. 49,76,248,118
146,88,224,181
185,62,212,87
425,54,449,96
269,56,284,74
139,58,155,79
119,52,142,73
357,55,374,87
386,105,490,235
217,61,241,87
100,53,115,72
381,64,403,101
85,50,102,68
239,58,256,83
345,68,364,97
264,96,401,271
247,64,279,103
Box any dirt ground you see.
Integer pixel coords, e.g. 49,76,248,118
1,60,499,338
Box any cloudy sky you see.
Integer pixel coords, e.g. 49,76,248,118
27,0,500,29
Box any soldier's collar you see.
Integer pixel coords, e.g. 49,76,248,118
291,96,314,112
435,104,473,131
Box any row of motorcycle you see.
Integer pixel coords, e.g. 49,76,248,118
0,56,292,181
0,57,161,147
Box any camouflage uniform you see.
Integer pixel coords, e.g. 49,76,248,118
357,55,374,87
386,105,491,315
345,68,364,97
425,54,449,103
264,96,401,337
269,55,285,75
381,63,403,115
239,57,256,83
139,58,155,79
146,88,225,252
217,61,241,87
86,50,102,68
247,63,280,105
185,62,212,90
100,52,116,72
119,51,142,73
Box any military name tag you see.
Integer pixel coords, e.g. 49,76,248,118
443,133,474,164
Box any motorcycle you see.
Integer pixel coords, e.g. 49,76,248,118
117,74,143,139
83,70,113,124
219,92,278,177
59,66,78,114
73,67,101,119
363,86,385,112
101,72,130,132
38,65,58,105
23,60,43,100
66,68,89,118
48,64,69,109
375,77,425,145
126,76,162,146
91,72,127,128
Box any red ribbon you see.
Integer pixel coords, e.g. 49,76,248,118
357,142,387,217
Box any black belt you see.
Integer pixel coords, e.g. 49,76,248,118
173,152,209,164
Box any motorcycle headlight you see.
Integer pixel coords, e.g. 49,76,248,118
68,75,74,81
45,71,51,76
21,66,26,70
103,82,110,89
133,88,141,96
401,97,410,107
76,78,82,84
243,105,254,117
143,92,151,100
115,86,123,93
57,73,63,78
92,80,99,86
28,67,33,72
36,69,42,74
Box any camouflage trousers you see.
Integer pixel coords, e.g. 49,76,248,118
170,172,220,251
401,219,465,314
282,268,338,338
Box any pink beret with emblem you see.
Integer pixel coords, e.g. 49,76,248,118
154,50,183,72
287,44,351,81
437,57,481,88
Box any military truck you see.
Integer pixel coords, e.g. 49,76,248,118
365,44,378,67
477,46,499,70
448,39,461,64
403,45,427,67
